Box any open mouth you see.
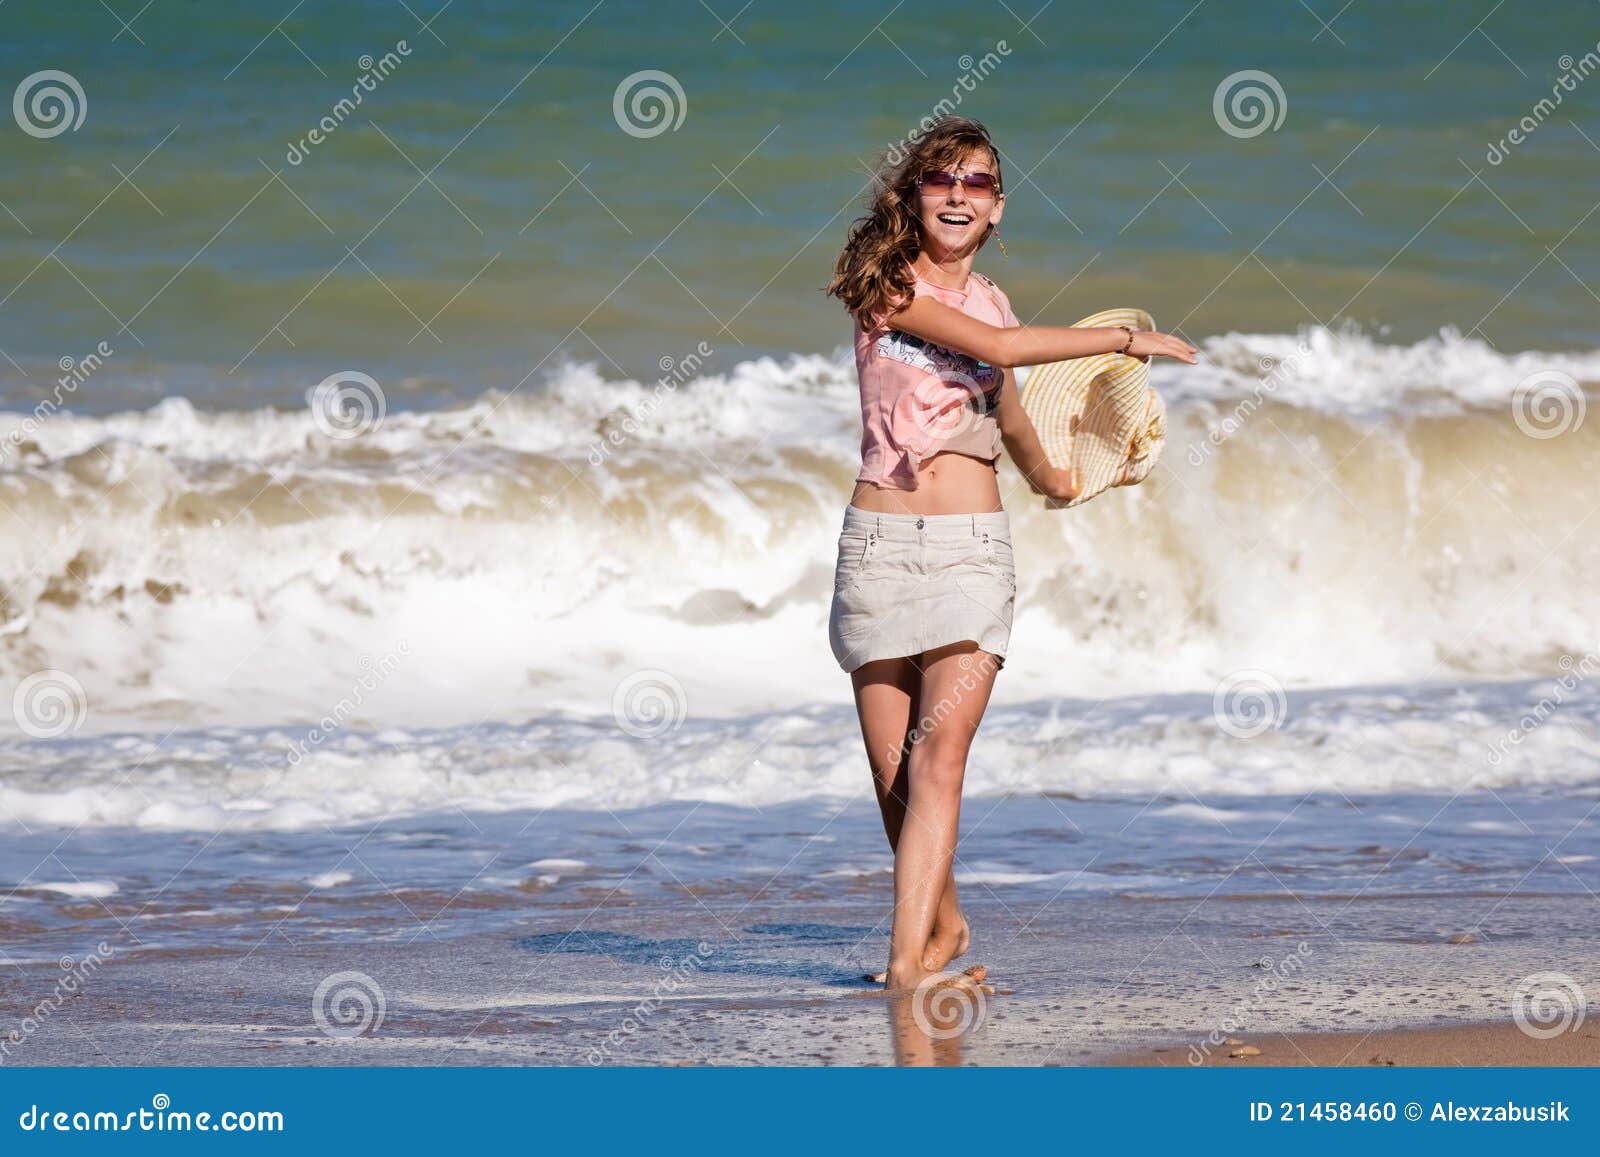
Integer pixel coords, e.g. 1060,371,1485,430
936,213,973,227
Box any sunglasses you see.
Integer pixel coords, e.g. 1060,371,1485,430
919,170,1000,197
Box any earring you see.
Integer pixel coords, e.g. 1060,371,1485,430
993,227,1008,258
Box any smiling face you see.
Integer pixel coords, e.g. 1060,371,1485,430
915,146,1005,260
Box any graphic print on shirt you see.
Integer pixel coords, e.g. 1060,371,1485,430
878,328,1001,446
875,329,1001,393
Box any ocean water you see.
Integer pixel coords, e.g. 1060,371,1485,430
2,0,1597,392
2,0,1599,1003
6,790,1599,1064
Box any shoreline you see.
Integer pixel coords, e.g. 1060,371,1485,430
5,797,1599,1067
6,887,1598,1067
1112,1019,1600,1067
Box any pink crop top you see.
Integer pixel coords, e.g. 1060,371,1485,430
852,267,1020,490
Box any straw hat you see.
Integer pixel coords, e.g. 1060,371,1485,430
1018,307,1167,509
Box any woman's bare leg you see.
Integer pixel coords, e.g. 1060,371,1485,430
851,657,967,978
883,641,1000,991
875,753,969,968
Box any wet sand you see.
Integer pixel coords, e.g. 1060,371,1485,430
5,883,1598,1066
1118,1020,1600,1067
6,796,1598,1066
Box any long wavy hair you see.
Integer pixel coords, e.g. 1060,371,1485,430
827,116,1004,326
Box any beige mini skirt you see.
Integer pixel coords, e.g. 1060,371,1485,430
827,504,1015,673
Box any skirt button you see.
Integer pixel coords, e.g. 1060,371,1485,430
916,517,925,529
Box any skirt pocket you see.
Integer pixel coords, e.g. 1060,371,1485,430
976,530,1017,591
834,529,882,594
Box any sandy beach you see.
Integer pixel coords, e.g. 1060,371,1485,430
8,899,1595,1067
5,796,1597,1067
1121,1021,1600,1068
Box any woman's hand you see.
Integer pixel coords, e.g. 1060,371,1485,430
1126,330,1198,364
1031,464,1080,503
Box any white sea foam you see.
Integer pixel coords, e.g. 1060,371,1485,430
0,332,1595,739
1149,803,1255,824
20,880,119,898
1,323,1597,857
0,675,1594,831
1145,323,1600,415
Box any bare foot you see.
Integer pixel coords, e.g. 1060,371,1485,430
864,913,970,984
930,963,990,993
923,913,970,972
884,962,992,994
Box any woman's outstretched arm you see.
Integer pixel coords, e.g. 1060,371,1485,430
995,368,1079,502
889,293,1199,369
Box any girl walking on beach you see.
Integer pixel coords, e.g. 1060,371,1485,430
826,116,1196,994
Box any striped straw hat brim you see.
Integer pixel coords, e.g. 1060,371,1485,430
1018,307,1167,509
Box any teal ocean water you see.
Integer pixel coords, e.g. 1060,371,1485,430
1,0,1595,403
1,2,1598,826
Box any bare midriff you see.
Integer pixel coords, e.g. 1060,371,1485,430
848,450,1004,516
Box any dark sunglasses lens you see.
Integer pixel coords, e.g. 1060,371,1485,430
963,174,997,193
920,171,957,189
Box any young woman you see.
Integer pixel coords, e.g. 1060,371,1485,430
825,117,1197,995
